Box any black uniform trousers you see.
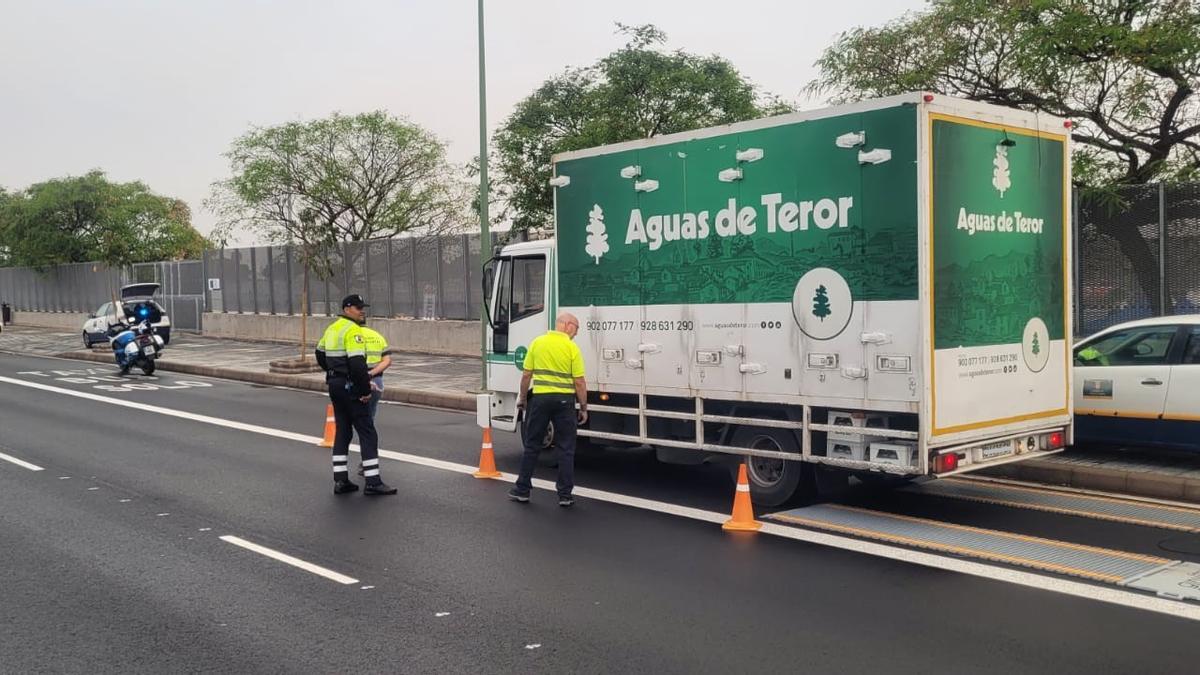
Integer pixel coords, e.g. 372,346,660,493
328,376,381,485
515,393,577,498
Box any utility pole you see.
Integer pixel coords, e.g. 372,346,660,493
477,0,490,390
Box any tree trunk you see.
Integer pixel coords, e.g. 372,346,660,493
299,262,309,361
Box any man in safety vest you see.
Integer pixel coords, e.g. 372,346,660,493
315,294,396,496
355,323,392,476
508,312,588,507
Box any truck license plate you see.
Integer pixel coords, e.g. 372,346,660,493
979,440,1013,460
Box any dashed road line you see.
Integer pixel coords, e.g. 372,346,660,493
0,451,44,471
219,535,359,585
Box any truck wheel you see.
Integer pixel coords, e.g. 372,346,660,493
729,427,809,508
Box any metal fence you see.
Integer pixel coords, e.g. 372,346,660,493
202,234,498,321
1076,183,1200,336
0,233,500,330
130,260,206,331
0,261,126,315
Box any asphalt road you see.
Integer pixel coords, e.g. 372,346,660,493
2,352,1199,674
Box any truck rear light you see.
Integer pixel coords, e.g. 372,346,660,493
1047,431,1065,449
934,452,959,474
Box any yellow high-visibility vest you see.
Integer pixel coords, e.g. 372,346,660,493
525,330,585,395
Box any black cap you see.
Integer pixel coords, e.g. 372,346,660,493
342,294,369,309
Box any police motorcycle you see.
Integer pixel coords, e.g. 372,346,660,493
107,301,166,376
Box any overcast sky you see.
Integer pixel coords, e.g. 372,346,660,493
0,0,926,245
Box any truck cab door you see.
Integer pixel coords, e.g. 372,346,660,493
485,252,549,431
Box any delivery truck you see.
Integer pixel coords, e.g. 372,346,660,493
479,92,1074,505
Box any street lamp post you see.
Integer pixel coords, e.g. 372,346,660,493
477,0,490,391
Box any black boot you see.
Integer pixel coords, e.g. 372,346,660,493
334,479,359,494
364,481,397,496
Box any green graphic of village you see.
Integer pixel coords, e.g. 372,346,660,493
559,223,918,307
934,249,1064,348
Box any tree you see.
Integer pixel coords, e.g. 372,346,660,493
584,204,609,264
0,170,206,272
207,111,470,361
812,285,832,321
494,24,794,233
208,111,470,247
810,0,1200,315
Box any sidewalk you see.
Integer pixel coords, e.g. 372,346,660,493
2,325,1198,503
0,326,480,411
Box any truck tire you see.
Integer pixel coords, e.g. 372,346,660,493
729,427,809,508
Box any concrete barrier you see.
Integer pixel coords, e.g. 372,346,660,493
11,311,92,332
202,312,481,357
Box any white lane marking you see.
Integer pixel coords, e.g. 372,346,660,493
2,374,1199,621
524,644,542,650
219,535,359,585
0,451,44,471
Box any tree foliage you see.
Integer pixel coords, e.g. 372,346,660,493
494,24,793,233
0,170,206,270
810,0,1200,187
207,110,471,262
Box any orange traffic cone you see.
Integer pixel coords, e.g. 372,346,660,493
722,463,762,532
473,427,502,479
318,403,336,448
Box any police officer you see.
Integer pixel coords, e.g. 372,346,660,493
315,294,396,496
508,312,588,507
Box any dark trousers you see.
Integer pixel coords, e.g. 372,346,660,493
515,393,577,498
328,378,381,485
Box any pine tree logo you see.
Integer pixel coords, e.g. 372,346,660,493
992,144,1011,197
1032,331,1040,356
812,285,832,321
584,204,609,264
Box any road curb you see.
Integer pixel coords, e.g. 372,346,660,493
51,350,476,412
980,458,1200,504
